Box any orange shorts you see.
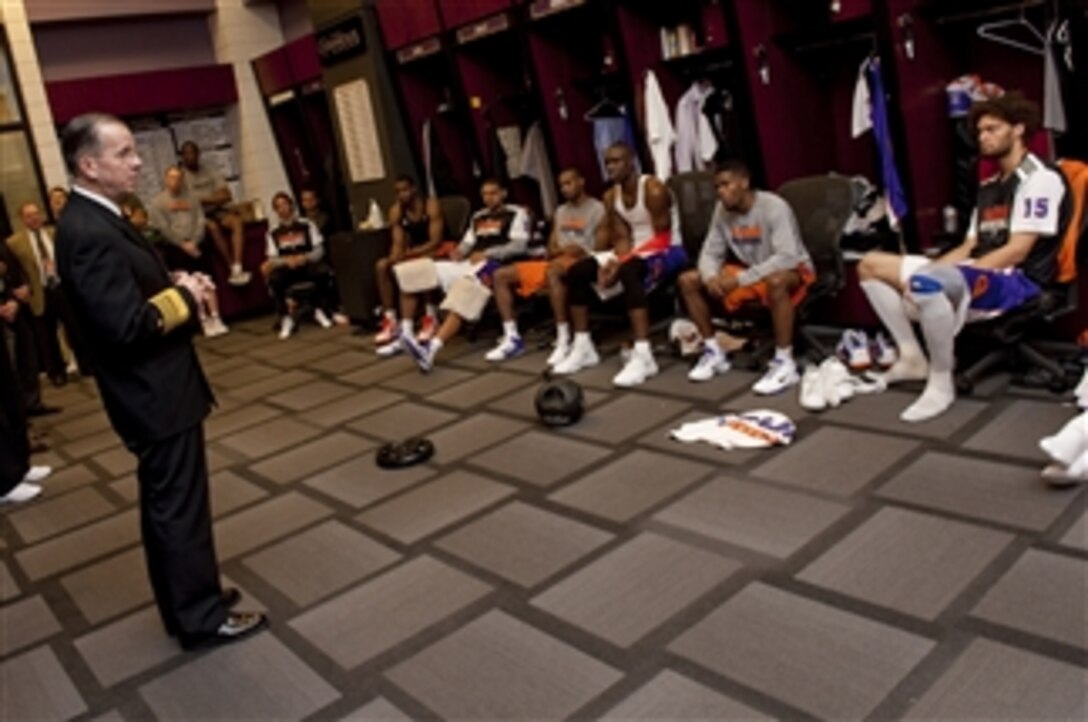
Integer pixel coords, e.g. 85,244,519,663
722,264,815,313
514,256,578,298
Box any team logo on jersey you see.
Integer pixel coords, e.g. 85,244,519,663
978,204,1010,236
275,230,307,250
730,225,763,244
971,274,990,299
474,218,506,237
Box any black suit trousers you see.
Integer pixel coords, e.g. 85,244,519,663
5,312,42,410
0,328,30,494
31,299,65,379
130,424,227,638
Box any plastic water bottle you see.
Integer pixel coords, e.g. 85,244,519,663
942,205,958,235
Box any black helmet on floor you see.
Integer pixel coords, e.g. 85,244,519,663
534,379,584,427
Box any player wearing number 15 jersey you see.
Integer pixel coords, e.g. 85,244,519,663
856,91,1068,423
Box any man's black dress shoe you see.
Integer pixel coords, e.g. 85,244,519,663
223,586,241,609
179,611,268,651
26,405,61,417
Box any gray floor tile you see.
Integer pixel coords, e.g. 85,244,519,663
214,492,334,561
0,595,62,656
550,450,713,523
249,431,374,484
637,362,756,402
425,371,536,410
357,470,515,544
306,349,377,375
266,341,346,369
139,632,340,720
8,487,117,545
91,446,136,477
878,451,1080,531
636,412,768,466
600,669,772,721
465,430,612,487
340,356,419,387
721,385,818,419
60,548,151,624
533,533,739,647
340,697,413,721
386,610,622,721
218,417,322,459
972,549,1088,649
1059,509,1088,552
51,410,112,441
16,509,139,581
290,556,490,669
208,362,281,390
267,379,358,412
0,560,19,602
822,389,989,439
426,413,531,465
110,475,137,504
486,382,612,421
904,638,1087,721
449,345,550,374
204,403,282,440
669,583,935,720
562,393,690,445
654,475,852,558
379,366,477,396
0,646,87,721
436,502,614,587
39,463,101,495
751,426,921,497
304,451,438,509
243,520,401,606
304,388,405,428
347,401,459,442
208,470,269,518
89,710,125,722
57,430,119,460
74,606,180,687
963,400,1079,463
227,369,319,402
798,507,1014,620
206,446,236,473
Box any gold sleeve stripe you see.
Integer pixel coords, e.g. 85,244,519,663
148,288,191,333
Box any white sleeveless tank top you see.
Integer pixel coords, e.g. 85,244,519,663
613,175,681,246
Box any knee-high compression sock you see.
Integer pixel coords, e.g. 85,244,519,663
900,268,964,422
860,279,927,383
1040,411,1088,467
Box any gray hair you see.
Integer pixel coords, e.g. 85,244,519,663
60,113,123,176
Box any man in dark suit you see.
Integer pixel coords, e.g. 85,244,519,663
0,239,57,417
55,113,266,650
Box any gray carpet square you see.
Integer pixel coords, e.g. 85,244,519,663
487,382,612,421
208,470,269,517
798,507,1014,620
0,595,62,657
721,386,818,420
340,356,420,387
218,417,322,460
601,669,772,721
0,560,19,602
637,362,756,402
822,389,989,439
636,412,767,466
1059,509,1088,552
669,583,934,719
208,362,280,389
60,548,151,624
227,369,320,401
465,430,612,487
449,345,549,373
38,463,100,495
249,431,374,484
533,533,738,647
57,431,118,460
266,341,346,368
653,476,852,559
139,632,340,720
74,606,180,687
0,646,87,721
436,502,614,587
16,509,139,581
550,450,713,523
214,491,334,561
357,470,515,544
379,366,477,396
89,710,124,722
425,413,530,465
267,379,358,412
304,452,437,509
51,410,112,441
878,451,1079,531
306,350,377,375
8,487,116,545
904,639,1087,720
204,403,282,440
972,549,1088,649
386,610,622,720
554,357,636,390
206,446,236,472
305,388,405,428
425,372,536,410
290,556,490,669
340,697,412,720
963,400,1078,463
243,520,401,606
347,401,459,442
752,426,920,497
562,393,690,445
91,446,136,477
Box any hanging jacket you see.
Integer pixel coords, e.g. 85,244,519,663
519,122,557,217
644,70,675,181
674,82,718,173
866,58,909,228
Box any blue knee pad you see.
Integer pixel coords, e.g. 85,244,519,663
909,264,966,306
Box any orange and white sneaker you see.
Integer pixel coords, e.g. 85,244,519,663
374,316,398,345
417,314,438,342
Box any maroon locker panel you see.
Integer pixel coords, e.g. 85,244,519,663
437,0,513,30
376,0,442,50
253,48,294,97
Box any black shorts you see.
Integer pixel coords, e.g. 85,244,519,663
160,243,212,275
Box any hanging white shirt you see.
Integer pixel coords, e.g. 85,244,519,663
518,122,557,217
851,57,872,138
644,70,675,181
674,82,718,173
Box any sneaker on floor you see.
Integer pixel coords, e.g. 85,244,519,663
23,465,52,483
836,329,871,371
870,331,898,369
332,312,350,326
688,347,731,382
553,341,600,375
417,314,438,342
314,309,334,329
800,364,827,410
613,352,658,387
485,335,525,362
228,269,251,287
374,317,398,344
753,358,801,395
376,338,403,357
278,316,296,340
402,335,437,373
203,316,230,338
0,482,42,504
546,342,570,367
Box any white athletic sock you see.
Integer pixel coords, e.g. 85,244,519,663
704,337,723,357
231,262,242,274
775,346,793,364
861,279,928,382
384,309,396,322
901,291,957,422
502,320,518,339
574,331,592,349
556,323,571,347
1040,412,1088,466
401,319,414,337
425,303,438,318
431,337,444,351
634,339,652,358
